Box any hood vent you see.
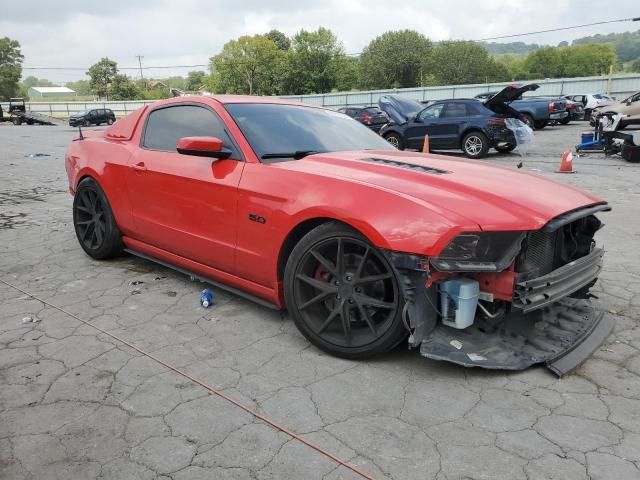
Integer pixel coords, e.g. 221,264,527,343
359,157,450,175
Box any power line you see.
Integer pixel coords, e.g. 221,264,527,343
22,64,209,71
473,17,640,41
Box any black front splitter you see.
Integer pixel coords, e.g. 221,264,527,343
418,298,614,376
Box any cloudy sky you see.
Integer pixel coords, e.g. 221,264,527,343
2,0,639,83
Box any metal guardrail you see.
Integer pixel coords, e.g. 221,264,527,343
3,74,640,117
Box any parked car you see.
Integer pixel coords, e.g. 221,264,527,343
64,95,613,375
563,94,615,119
378,84,537,158
557,97,584,124
69,108,116,127
474,88,568,129
337,106,388,132
590,91,640,129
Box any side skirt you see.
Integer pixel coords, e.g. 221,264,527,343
122,237,282,311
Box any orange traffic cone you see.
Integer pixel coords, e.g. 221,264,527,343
557,149,576,173
422,134,430,153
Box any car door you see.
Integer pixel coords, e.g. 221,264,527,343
125,103,245,273
437,103,470,148
403,103,445,149
622,92,640,121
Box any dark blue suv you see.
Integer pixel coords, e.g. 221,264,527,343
378,84,535,159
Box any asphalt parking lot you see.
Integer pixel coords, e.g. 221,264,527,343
1,121,640,480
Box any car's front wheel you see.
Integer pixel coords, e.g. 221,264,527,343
383,132,405,150
284,222,407,359
462,131,489,158
107,118,114,125
73,178,122,259
83,119,91,127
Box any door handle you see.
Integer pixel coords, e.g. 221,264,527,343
132,162,147,172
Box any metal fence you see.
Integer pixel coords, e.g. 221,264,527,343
3,74,640,118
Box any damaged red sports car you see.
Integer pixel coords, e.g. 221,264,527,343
65,96,613,376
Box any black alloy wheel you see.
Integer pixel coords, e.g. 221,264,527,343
73,178,122,259
284,223,406,359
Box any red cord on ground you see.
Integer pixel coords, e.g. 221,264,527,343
0,278,375,480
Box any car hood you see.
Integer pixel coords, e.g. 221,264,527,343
484,83,540,108
275,150,604,231
378,95,424,125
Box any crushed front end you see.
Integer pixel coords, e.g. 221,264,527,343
393,204,614,376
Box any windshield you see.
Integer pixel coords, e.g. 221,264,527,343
225,103,394,162
75,110,90,116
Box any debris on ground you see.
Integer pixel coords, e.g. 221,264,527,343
166,291,177,297
131,289,141,295
21,315,40,324
23,153,50,158
200,289,214,307
130,280,144,285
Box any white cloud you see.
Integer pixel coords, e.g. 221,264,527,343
1,0,638,83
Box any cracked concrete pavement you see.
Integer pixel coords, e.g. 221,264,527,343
1,122,639,479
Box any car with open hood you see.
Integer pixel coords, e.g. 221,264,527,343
64,95,613,376
378,84,539,158
475,84,568,129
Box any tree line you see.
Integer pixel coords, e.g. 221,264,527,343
0,30,624,101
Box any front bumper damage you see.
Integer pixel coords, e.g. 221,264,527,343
419,298,614,376
391,206,614,377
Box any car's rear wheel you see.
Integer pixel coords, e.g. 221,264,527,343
521,114,534,128
73,178,122,259
462,131,489,159
534,120,548,129
559,116,571,125
284,222,406,359
383,132,405,150
107,118,114,125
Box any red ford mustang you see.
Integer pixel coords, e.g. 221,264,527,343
65,95,613,375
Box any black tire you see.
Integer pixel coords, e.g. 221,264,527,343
461,131,489,159
107,118,114,125
284,222,407,359
83,119,91,127
534,120,548,130
383,132,405,150
12,117,22,126
495,143,516,153
73,178,122,259
521,113,534,128
559,116,571,125
584,109,592,121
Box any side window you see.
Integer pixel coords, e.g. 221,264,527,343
418,104,444,121
142,104,240,158
441,103,468,118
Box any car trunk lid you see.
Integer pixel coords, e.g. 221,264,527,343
377,95,424,125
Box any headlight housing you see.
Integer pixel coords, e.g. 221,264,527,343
430,232,525,272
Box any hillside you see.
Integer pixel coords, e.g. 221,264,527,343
482,29,640,64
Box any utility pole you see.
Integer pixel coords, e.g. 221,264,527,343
136,54,146,90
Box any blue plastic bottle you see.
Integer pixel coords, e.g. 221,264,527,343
200,289,214,308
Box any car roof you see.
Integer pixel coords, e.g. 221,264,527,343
145,95,325,110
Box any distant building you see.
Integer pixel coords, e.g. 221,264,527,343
28,86,77,98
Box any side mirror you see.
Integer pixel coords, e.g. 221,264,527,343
176,136,232,159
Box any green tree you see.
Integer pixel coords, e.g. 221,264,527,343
110,73,140,100
560,44,616,77
630,58,640,72
280,27,346,94
430,41,502,85
185,70,206,91
65,79,91,96
87,57,118,99
265,29,291,51
523,47,563,78
211,34,284,95
495,55,528,81
358,30,432,89
0,37,24,101
334,55,359,91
